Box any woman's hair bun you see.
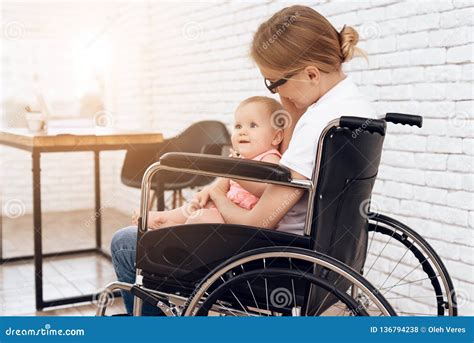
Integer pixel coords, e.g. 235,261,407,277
251,5,367,72
340,25,360,63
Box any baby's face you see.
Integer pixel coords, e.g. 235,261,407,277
231,102,280,159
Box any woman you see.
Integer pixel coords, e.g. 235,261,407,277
110,5,375,315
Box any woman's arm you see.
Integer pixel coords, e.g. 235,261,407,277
231,154,281,197
213,177,230,192
194,177,229,207
210,169,307,228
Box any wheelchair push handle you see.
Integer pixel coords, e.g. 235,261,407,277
339,116,386,136
385,113,423,128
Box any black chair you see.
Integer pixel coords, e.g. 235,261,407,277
98,114,457,317
120,120,230,209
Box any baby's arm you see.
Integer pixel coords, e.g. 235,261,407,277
231,154,281,197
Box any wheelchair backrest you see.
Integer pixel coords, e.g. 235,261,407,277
309,117,385,273
303,117,385,315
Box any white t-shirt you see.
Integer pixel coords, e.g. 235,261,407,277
276,76,376,234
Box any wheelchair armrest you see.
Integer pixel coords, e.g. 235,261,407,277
159,152,293,183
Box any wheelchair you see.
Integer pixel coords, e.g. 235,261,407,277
96,113,457,317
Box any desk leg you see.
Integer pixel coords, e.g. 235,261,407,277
156,182,165,211
94,150,102,250
32,150,44,310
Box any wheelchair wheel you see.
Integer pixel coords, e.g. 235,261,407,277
363,213,457,316
183,247,396,316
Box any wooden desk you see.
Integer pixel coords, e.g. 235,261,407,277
0,127,163,310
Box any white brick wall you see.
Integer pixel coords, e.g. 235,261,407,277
1,2,124,215
1,0,472,315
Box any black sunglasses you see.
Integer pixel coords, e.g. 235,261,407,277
264,71,298,94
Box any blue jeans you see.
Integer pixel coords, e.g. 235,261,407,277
110,226,164,316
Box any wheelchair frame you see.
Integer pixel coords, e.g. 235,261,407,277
96,113,457,317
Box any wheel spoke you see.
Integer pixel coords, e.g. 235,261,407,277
215,301,239,317
335,306,346,317
367,221,378,254
366,300,386,316
381,274,438,294
264,258,270,316
377,239,415,291
329,303,350,316
219,274,251,316
384,294,444,300
365,229,396,277
241,265,260,312
314,274,343,316
229,289,250,316
381,258,432,294
397,311,433,316
213,277,241,317
289,258,297,309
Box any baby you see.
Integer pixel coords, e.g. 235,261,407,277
132,96,285,229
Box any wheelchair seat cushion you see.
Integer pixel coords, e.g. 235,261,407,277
136,224,310,293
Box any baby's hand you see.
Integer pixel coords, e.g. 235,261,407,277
193,188,210,208
229,148,242,159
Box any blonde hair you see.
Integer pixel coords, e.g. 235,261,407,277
237,96,283,115
251,5,366,75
